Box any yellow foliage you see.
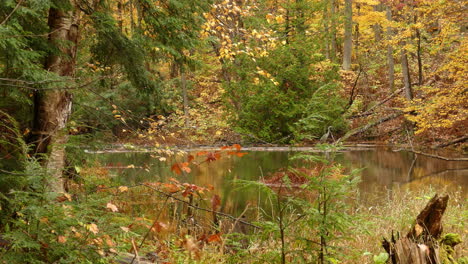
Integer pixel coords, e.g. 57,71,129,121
405,40,468,134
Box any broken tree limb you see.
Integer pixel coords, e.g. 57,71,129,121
351,88,404,118
407,194,448,240
393,149,468,161
336,111,404,144
383,194,451,264
433,135,468,149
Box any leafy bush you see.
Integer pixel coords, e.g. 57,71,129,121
224,40,346,143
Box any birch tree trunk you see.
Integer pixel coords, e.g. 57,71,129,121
342,0,352,70
32,2,79,193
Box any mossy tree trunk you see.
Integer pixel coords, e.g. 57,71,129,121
31,2,79,193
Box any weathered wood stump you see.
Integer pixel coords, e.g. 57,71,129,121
382,194,453,264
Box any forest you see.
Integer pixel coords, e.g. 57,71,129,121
0,0,467,263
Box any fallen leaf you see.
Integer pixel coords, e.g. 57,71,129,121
118,186,128,192
57,235,67,243
106,202,119,212
87,223,99,235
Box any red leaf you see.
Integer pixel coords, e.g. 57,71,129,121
205,152,220,162
187,155,194,162
211,194,221,211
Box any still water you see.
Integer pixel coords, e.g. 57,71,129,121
85,146,468,214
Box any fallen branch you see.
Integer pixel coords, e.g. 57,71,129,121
433,135,468,149
336,112,404,144
393,149,468,161
344,68,363,111
351,88,404,118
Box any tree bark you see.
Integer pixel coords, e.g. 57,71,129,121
181,68,189,129
330,0,337,63
383,194,450,264
342,0,352,70
373,4,383,42
31,3,79,193
386,6,395,91
401,45,413,100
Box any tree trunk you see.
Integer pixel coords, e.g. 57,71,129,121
31,3,79,193
401,45,413,100
386,6,395,91
181,69,189,129
330,0,337,62
342,0,352,70
373,4,383,42
354,3,360,62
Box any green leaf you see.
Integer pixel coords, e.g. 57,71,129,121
373,253,389,264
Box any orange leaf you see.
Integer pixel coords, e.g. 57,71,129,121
207,233,222,243
196,151,208,156
220,146,230,150
57,236,67,244
232,144,241,151
181,166,191,173
163,183,179,193
171,164,182,175
236,152,248,157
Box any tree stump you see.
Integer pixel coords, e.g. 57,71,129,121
382,194,450,264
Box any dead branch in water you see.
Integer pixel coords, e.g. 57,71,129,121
393,149,468,161
433,135,468,149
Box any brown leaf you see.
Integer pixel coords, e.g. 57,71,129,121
211,194,221,211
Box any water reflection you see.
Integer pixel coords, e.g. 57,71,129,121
87,148,468,214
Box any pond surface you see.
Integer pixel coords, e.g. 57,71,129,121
84,146,468,215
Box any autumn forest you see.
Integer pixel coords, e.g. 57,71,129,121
0,0,467,263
